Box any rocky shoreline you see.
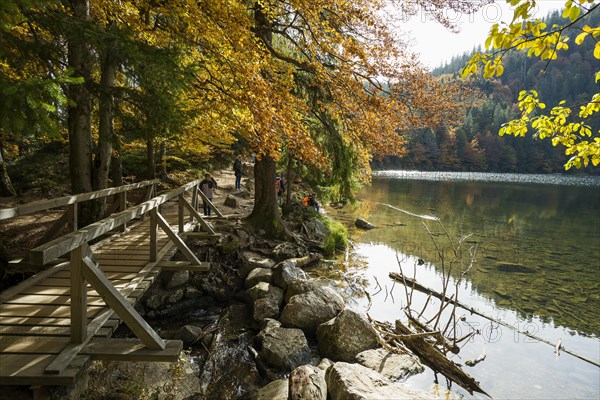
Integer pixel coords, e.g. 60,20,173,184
93,169,427,400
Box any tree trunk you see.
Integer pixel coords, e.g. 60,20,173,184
67,0,93,195
110,138,123,187
158,141,168,179
147,137,156,179
247,155,286,238
0,146,16,196
94,48,116,191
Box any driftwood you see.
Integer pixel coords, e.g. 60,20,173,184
395,320,490,397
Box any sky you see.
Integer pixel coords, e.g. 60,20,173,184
400,1,566,69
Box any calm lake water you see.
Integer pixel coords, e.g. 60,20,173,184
319,171,600,400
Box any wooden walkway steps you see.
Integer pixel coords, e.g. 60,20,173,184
0,180,221,388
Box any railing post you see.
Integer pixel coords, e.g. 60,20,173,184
67,203,78,231
178,194,185,233
150,208,158,262
192,185,198,216
70,245,87,344
119,191,127,232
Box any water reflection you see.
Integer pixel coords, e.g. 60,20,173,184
341,175,600,337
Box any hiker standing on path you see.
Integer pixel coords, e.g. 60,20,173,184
199,173,218,216
233,155,243,190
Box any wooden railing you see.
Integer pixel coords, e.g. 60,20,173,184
0,179,221,375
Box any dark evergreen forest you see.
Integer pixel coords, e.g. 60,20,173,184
373,10,600,174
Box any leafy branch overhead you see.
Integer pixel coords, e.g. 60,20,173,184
463,0,600,169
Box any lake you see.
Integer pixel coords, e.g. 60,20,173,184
319,171,600,400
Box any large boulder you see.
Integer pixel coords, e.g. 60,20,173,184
243,282,284,307
289,365,327,400
255,326,312,372
326,362,427,400
173,325,204,347
316,309,378,362
356,348,424,381
256,379,288,400
254,297,280,322
354,218,375,230
245,267,273,289
284,278,338,303
272,260,308,290
163,270,190,289
280,286,344,336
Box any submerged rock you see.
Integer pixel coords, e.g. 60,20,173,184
496,262,538,273
355,218,375,230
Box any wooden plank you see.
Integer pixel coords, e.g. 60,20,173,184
95,249,151,255
54,270,141,281
30,179,200,265
82,339,182,362
96,254,151,261
0,354,89,385
0,304,103,319
0,179,160,220
81,257,165,350
0,335,70,354
90,259,147,266
3,294,107,307
184,232,220,239
0,262,68,304
158,261,210,272
0,325,112,338
0,316,120,330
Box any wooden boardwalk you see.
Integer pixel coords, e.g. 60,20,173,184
0,180,218,388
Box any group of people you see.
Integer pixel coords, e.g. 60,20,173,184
198,155,320,216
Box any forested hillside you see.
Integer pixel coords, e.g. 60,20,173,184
374,10,600,174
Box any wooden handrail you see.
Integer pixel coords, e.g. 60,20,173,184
29,179,200,265
0,179,160,220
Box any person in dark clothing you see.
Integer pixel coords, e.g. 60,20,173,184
233,155,243,190
199,173,217,216
275,174,285,205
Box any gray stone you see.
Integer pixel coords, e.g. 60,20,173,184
289,364,327,400
354,218,375,230
356,348,424,381
164,270,190,289
146,294,163,310
317,358,334,371
256,379,289,400
173,325,204,346
316,309,379,362
303,218,328,242
280,286,344,336
254,297,280,322
326,362,427,400
185,286,201,299
223,194,240,208
245,267,273,288
239,251,275,279
243,282,284,307
166,289,184,304
272,260,308,290
284,278,337,303
256,326,312,372
273,242,308,262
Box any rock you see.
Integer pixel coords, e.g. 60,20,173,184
260,318,282,331
243,282,284,307
184,286,201,299
284,278,337,303
280,286,344,336
272,260,308,290
164,270,190,289
173,325,204,346
316,309,379,362
273,242,308,262
317,358,334,371
256,379,289,400
134,303,145,317
355,218,375,230
239,251,275,279
326,362,427,400
255,326,312,372
289,364,327,400
242,162,254,177
223,194,240,208
303,218,328,242
254,297,280,322
146,294,163,310
245,267,273,289
166,289,184,304
355,348,424,381
496,262,538,273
